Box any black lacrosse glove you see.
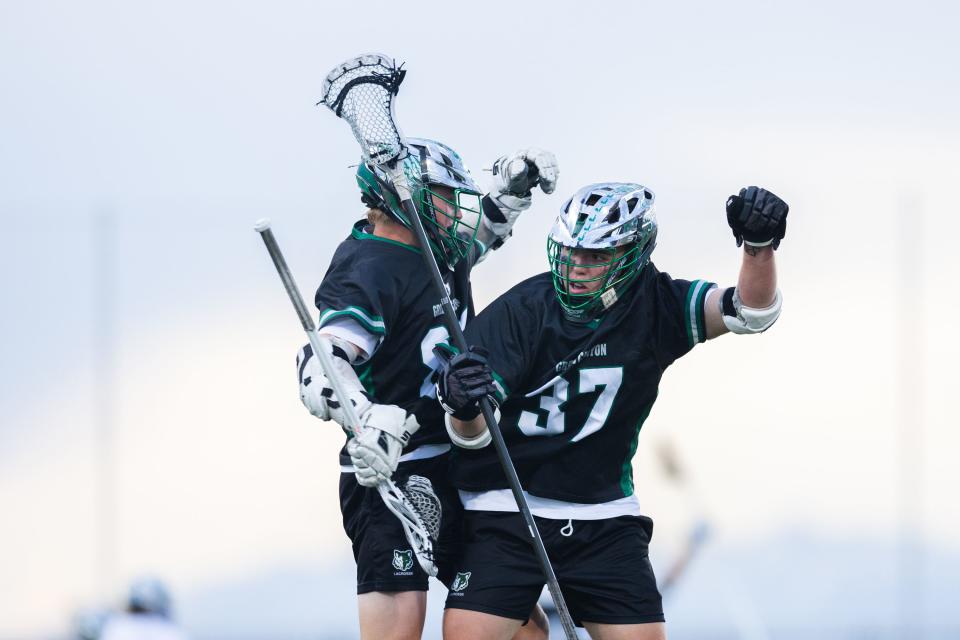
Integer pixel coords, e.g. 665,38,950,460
434,346,497,421
725,186,789,249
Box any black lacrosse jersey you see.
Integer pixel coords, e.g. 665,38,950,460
450,263,715,503
316,221,480,463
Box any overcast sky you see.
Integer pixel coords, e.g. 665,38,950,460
2,0,959,636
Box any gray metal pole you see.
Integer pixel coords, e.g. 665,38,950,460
897,193,924,639
93,209,117,600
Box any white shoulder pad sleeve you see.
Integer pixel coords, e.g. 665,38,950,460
320,318,379,363
721,287,783,334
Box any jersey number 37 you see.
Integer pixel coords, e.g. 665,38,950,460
517,367,623,442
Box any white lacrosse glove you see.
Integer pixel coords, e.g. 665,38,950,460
486,148,559,236
347,407,421,487
296,341,371,426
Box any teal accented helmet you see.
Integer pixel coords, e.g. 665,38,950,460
356,138,483,268
547,183,658,320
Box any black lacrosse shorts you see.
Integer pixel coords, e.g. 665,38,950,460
444,511,664,626
339,453,464,594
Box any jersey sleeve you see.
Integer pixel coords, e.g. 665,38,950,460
314,257,398,357
462,290,535,402
654,271,716,365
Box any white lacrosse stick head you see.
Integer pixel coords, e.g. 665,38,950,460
319,53,408,167
402,474,442,541
377,475,441,577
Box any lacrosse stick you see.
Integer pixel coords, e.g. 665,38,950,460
655,439,711,595
318,53,578,639
254,218,440,577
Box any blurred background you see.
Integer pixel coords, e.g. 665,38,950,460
2,0,958,638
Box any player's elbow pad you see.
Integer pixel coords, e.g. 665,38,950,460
297,335,371,425
445,412,494,449
721,287,782,334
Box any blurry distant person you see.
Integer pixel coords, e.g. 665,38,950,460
72,607,110,640
437,184,788,640
100,577,188,640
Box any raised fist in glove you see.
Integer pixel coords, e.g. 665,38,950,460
726,186,789,249
486,148,559,235
296,342,371,426
348,406,420,487
435,346,498,421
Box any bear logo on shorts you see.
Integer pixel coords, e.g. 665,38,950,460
392,549,414,572
451,571,471,592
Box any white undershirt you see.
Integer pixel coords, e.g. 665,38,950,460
459,489,642,520
339,443,451,473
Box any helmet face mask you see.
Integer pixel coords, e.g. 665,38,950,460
547,183,658,320
549,242,645,312
356,138,483,268
418,183,483,266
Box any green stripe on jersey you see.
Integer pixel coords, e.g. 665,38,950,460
490,370,510,403
685,280,712,347
619,397,656,497
357,361,375,397
436,341,460,356
318,306,386,335
695,282,712,345
351,225,422,254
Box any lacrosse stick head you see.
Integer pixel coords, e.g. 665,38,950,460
402,474,442,541
377,475,441,577
320,54,484,268
319,53,408,167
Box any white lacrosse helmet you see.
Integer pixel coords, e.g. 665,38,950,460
548,182,657,319
127,576,171,617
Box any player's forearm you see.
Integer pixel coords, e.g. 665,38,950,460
737,245,777,308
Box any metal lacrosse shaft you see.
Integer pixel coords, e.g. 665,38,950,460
390,175,579,640
254,218,438,577
254,219,367,434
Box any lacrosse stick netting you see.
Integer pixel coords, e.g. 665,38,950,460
401,475,442,541
378,478,439,574
319,54,408,167
379,474,443,576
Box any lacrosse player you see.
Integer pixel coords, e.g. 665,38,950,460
297,139,556,639
100,577,188,640
72,607,111,640
437,184,788,640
